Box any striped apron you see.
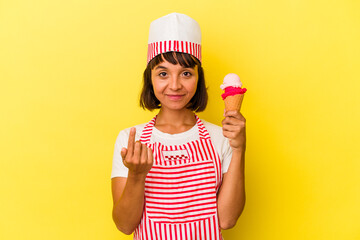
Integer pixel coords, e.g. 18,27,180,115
134,115,224,240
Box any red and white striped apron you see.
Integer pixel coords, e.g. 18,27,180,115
134,115,224,240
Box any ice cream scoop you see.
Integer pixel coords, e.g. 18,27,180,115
221,73,247,112
220,73,242,90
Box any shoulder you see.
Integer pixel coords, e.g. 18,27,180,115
200,118,233,173
200,119,223,137
200,118,229,150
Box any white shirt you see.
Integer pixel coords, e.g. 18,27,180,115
111,119,233,179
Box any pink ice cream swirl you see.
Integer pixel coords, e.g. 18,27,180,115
220,73,247,100
221,86,247,100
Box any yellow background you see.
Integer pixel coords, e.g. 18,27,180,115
1,0,359,239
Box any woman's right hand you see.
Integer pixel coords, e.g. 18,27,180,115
120,127,153,178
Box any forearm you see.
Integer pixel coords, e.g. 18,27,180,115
112,173,146,234
217,148,246,229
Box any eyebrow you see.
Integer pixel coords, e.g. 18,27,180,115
154,65,195,70
154,65,167,70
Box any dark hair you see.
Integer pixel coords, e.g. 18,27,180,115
140,51,208,112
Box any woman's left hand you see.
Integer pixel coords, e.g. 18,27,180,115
222,110,246,151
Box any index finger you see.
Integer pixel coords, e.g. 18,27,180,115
127,127,136,156
224,110,241,118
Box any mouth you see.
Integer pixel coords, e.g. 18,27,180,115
166,94,185,101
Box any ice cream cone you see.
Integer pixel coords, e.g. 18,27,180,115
224,94,244,112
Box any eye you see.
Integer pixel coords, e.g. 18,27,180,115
159,72,167,77
183,71,192,77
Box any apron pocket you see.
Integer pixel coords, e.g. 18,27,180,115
144,160,217,223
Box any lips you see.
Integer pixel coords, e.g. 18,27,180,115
166,94,185,101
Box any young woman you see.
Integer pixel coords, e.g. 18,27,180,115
111,13,246,240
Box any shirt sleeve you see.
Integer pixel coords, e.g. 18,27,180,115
220,137,233,174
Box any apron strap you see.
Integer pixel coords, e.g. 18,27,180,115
139,114,211,144
195,114,211,140
139,115,157,144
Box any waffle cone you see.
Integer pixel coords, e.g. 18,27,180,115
224,94,244,112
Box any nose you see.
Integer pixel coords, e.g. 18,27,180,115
169,76,182,90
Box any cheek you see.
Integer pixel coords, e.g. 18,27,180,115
152,80,166,95
187,80,198,94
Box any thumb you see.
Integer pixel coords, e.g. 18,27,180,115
120,147,127,161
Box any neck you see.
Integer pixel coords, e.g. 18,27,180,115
155,108,196,134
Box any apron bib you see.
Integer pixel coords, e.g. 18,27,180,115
134,115,223,240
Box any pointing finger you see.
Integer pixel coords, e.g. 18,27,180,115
127,127,136,156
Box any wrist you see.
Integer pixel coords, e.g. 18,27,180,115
127,171,147,182
232,147,246,155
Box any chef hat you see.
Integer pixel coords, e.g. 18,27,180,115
147,12,202,64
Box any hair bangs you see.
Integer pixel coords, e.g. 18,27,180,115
149,52,199,70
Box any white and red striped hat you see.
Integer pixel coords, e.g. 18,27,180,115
147,12,202,64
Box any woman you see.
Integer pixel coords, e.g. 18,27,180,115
111,13,246,240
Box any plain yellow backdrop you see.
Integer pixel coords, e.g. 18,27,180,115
1,0,359,239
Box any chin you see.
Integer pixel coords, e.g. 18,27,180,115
163,103,189,111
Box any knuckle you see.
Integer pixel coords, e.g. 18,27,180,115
126,157,134,164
